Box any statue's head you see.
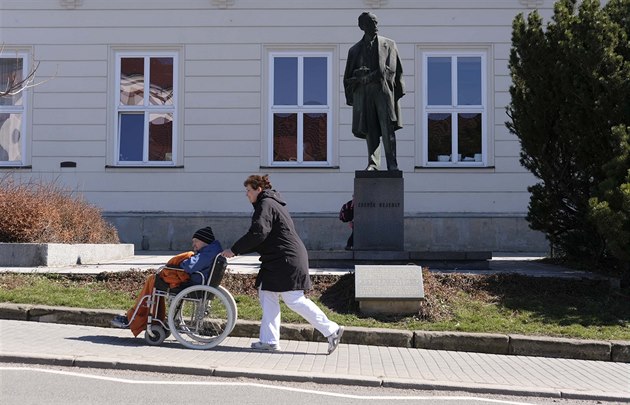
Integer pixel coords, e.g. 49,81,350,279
358,12,378,34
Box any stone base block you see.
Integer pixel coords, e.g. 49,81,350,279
358,299,423,315
0,243,134,266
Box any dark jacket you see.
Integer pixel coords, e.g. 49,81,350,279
343,34,405,139
230,189,312,292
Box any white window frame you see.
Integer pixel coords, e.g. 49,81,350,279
114,51,178,166
420,50,489,167
0,51,28,166
267,51,333,167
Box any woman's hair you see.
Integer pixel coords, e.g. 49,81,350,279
244,174,272,190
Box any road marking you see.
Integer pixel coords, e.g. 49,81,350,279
1,366,536,404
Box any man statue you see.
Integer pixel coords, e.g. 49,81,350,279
343,11,405,171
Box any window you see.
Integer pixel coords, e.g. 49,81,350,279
422,53,486,166
115,52,177,165
0,53,27,165
268,52,332,166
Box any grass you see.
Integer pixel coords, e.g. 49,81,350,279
1,271,629,341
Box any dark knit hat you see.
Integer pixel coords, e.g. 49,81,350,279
193,226,214,244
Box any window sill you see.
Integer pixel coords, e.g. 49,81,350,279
105,165,184,169
414,165,495,171
259,165,340,170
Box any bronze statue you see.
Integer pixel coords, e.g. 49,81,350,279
343,11,405,171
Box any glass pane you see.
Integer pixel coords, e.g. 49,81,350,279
303,57,327,106
149,57,174,106
458,113,482,162
119,113,144,161
273,57,297,106
457,57,482,105
0,57,24,106
273,113,297,162
149,113,173,161
427,113,452,162
303,113,327,162
0,113,22,161
120,57,144,106
427,57,451,105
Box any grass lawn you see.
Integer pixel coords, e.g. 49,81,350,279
1,270,629,341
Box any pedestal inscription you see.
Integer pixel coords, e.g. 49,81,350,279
355,264,425,315
354,170,404,251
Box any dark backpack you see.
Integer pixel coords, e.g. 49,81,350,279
339,199,354,222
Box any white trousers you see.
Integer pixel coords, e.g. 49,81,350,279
258,287,339,345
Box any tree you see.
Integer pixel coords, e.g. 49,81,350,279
506,0,630,269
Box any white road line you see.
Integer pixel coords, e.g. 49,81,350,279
1,366,536,404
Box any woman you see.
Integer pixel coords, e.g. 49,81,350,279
221,174,344,354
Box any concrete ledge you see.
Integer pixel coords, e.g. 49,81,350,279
612,340,630,363
509,334,612,361
0,243,134,266
415,331,509,354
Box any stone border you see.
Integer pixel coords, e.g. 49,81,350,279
0,243,134,266
1,303,627,363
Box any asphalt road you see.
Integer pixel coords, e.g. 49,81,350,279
1,364,624,405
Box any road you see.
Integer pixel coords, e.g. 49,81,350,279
1,364,623,405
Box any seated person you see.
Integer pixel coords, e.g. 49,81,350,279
111,226,222,336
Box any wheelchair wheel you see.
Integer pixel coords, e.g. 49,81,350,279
217,285,238,333
144,324,167,346
168,285,236,350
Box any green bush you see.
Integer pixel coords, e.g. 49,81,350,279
0,176,119,244
506,0,630,271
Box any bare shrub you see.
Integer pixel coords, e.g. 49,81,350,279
0,176,119,244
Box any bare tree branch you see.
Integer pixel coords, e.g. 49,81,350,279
0,44,56,98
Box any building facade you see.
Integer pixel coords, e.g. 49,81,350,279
0,0,553,252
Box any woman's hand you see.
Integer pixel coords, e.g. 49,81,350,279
220,249,235,258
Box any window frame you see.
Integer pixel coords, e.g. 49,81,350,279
419,49,489,167
0,51,29,167
267,50,333,167
113,51,178,166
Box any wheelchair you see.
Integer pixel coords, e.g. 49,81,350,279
126,254,238,350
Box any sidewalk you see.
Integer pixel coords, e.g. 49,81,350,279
1,319,629,402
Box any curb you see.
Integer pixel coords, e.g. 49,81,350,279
1,303,628,363
3,352,629,403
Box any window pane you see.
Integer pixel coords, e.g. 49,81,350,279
274,57,297,106
120,57,144,106
119,113,144,161
0,58,24,106
303,113,327,161
150,57,173,106
458,113,482,161
427,113,452,162
149,113,173,161
273,113,297,161
427,57,451,105
303,57,327,106
0,113,22,161
457,57,481,105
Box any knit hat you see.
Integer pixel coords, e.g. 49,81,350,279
193,226,214,244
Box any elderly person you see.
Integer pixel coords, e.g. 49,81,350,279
343,11,405,171
221,174,344,354
111,226,222,336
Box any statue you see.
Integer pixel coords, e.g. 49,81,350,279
343,11,405,171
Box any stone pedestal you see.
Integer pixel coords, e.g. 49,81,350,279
355,265,425,315
353,170,404,251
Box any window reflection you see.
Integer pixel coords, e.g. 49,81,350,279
0,58,24,106
303,57,327,105
274,58,297,106
303,113,327,161
457,57,482,105
427,113,452,162
273,113,297,161
0,113,22,161
427,57,451,106
119,113,144,161
120,58,144,106
150,58,173,106
458,113,482,160
149,113,173,161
